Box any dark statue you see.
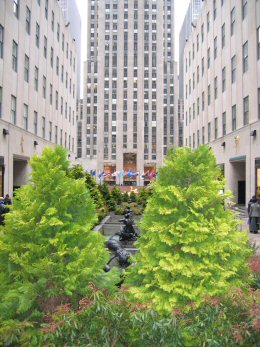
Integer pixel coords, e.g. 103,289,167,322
116,207,138,242
104,237,131,286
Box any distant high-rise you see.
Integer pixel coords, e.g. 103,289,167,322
59,0,81,99
82,0,178,186
179,0,202,98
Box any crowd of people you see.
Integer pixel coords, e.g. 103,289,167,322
0,194,12,226
248,196,260,234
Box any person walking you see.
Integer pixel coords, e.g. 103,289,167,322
248,195,257,228
0,197,7,226
4,194,12,205
249,200,260,234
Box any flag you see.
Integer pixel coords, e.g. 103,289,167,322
111,171,117,177
141,170,150,179
92,170,96,176
121,170,125,177
98,171,104,179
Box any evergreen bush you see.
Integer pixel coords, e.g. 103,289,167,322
111,186,123,205
68,165,108,221
126,146,252,312
0,147,111,324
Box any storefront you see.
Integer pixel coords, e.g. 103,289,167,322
256,159,260,200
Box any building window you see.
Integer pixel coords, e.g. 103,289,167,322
207,12,210,32
22,56,29,85
34,66,38,91
207,48,210,68
12,40,18,72
214,37,217,59
50,47,53,67
231,8,235,36
214,117,218,139
42,116,45,138
44,36,47,58
11,95,16,124
202,126,205,144
208,122,211,142
202,57,204,76
201,23,204,43
242,0,247,20
208,84,211,105
50,83,52,104
36,22,40,48
222,67,226,92
34,111,38,135
243,41,248,73
222,112,226,136
56,57,59,75
0,87,2,118
55,91,58,110
243,96,249,125
257,27,260,60
221,23,225,48
25,6,31,34
231,55,236,83
60,130,63,146
43,76,46,98
51,11,54,31
23,103,28,130
45,0,48,20
0,25,3,59
13,0,19,18
214,77,218,99
258,88,260,119
49,121,52,141
57,23,60,42
213,0,217,20
55,126,58,144
232,105,236,130
202,91,205,111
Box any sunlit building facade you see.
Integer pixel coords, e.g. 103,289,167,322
183,0,260,204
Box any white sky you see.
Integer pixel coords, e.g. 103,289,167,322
75,0,190,93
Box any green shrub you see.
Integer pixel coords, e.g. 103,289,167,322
111,186,123,205
68,165,108,221
0,147,111,326
5,287,259,347
129,191,137,202
115,207,125,215
126,146,252,313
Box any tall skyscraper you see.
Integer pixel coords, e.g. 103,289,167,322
82,0,178,186
179,0,202,99
59,0,81,99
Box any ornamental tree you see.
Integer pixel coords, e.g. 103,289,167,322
126,145,252,312
68,165,108,221
0,146,110,321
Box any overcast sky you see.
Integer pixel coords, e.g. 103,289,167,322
75,0,190,94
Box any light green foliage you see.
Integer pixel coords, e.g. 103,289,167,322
111,186,123,205
0,146,110,321
68,165,108,221
126,146,252,312
99,182,116,211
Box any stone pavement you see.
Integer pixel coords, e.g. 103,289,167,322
249,232,260,254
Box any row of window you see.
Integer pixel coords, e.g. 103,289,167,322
2,92,74,151
185,41,250,100
186,88,260,146
186,0,248,66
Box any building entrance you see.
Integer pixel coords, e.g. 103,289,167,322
238,181,246,205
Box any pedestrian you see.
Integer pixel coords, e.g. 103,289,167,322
4,194,12,205
249,200,260,234
248,195,257,228
0,197,7,226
